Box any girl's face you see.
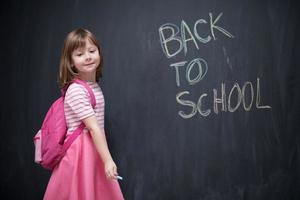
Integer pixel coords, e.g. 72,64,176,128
71,39,100,76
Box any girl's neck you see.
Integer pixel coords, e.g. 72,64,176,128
77,73,96,82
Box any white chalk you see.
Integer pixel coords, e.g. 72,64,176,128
116,175,123,180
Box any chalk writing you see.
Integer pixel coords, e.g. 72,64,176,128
170,58,208,86
176,78,271,118
158,12,234,58
158,13,271,119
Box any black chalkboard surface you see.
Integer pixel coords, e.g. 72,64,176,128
1,0,299,199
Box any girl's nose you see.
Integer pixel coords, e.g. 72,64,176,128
85,52,91,61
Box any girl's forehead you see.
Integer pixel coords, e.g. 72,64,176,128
73,38,96,51
84,38,96,46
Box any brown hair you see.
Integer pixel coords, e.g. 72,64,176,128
57,28,103,88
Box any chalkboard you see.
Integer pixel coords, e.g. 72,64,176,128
1,0,299,199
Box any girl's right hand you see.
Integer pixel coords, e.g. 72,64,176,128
104,160,118,180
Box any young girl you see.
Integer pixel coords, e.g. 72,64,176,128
43,28,124,200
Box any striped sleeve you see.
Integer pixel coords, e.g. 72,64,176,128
64,83,95,120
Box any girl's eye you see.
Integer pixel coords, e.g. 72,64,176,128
76,53,83,56
90,50,96,53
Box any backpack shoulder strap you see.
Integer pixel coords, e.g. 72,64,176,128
72,79,96,108
62,79,97,152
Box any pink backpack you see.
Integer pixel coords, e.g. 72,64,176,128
33,79,96,170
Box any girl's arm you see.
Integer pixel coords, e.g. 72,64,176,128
82,115,118,180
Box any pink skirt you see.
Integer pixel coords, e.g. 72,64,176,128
43,131,124,200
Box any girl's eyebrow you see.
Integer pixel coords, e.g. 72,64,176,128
87,45,97,49
73,50,83,55
74,45,96,51
74,48,83,52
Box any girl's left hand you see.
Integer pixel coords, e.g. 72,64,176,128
104,160,118,180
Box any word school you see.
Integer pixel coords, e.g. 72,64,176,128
176,78,271,119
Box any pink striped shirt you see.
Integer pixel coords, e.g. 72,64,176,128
64,81,105,134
